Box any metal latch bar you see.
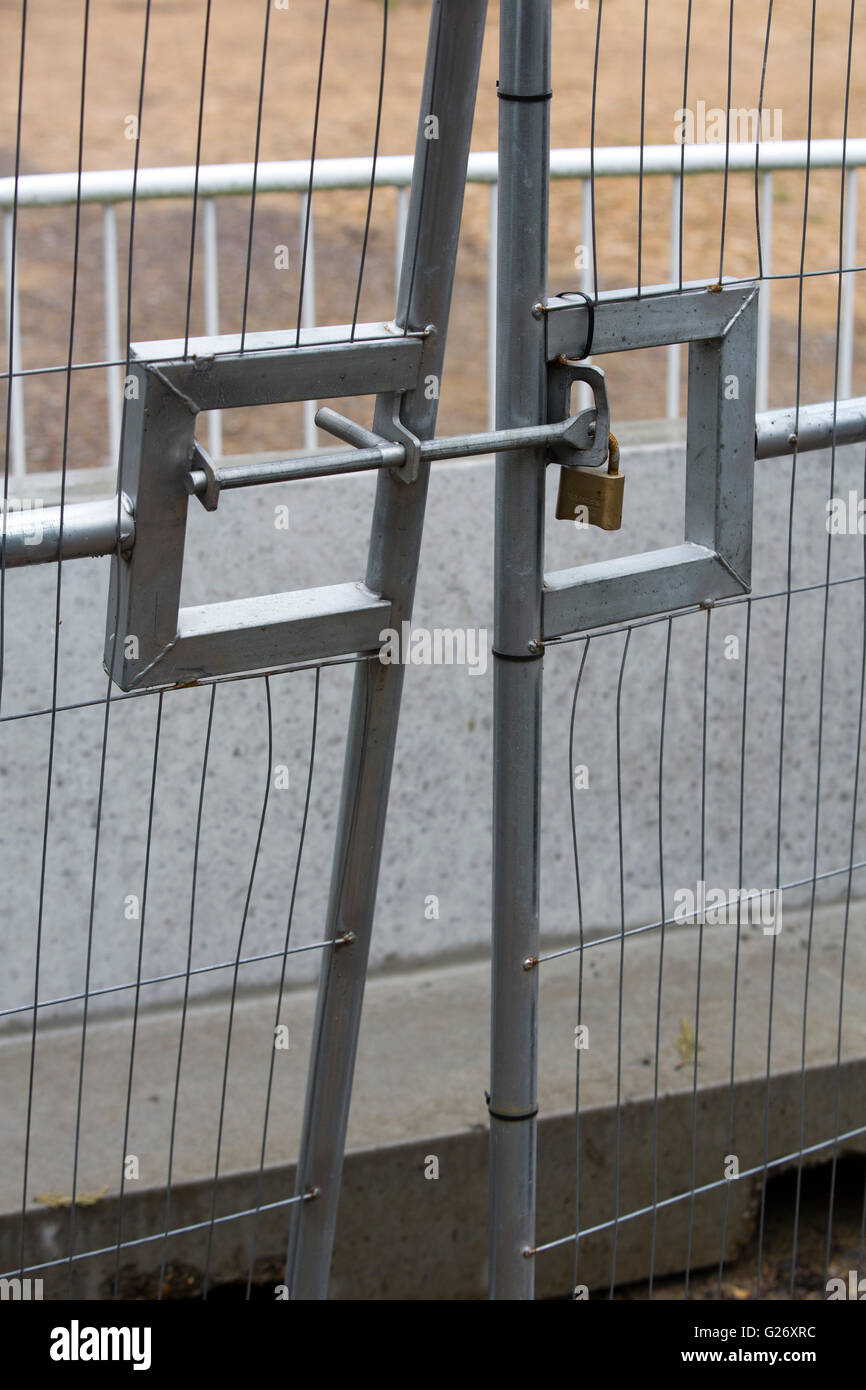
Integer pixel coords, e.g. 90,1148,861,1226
185,371,612,506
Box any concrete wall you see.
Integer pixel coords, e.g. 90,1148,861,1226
1,433,864,1023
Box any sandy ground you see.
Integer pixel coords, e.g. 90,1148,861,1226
0,0,864,468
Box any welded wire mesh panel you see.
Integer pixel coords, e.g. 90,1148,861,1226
0,657,355,1298
4,0,866,1312
0,0,440,1301
546,0,866,417
0,0,424,469
526,0,866,1301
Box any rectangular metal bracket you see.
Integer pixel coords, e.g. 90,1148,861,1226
104,322,423,690
541,281,758,637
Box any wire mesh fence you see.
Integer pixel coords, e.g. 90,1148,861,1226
0,0,865,1308
1,0,473,1300
492,0,866,1300
5,3,866,477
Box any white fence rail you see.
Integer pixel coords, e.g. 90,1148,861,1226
2,139,864,477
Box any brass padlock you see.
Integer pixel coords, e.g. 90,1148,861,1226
555,434,623,530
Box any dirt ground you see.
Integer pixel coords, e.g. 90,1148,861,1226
1,0,864,470
622,1156,866,1301
106,1155,865,1300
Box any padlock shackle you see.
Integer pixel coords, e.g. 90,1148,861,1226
606,433,621,474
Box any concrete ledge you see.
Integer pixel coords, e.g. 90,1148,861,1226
2,899,864,1298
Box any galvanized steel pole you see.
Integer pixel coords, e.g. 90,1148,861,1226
285,0,488,1299
488,0,552,1299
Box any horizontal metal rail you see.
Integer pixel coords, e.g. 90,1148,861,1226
2,139,863,479
0,494,134,566
2,140,864,207
3,397,864,571
190,394,866,496
755,398,866,458
187,411,599,497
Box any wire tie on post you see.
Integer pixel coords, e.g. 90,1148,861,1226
495,80,553,103
551,289,595,359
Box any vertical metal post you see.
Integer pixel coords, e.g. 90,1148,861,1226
488,0,551,1301
285,0,488,1299
580,178,593,299
103,205,123,467
840,168,858,401
488,181,498,429
203,198,223,459
300,192,318,451
395,185,408,296
666,175,682,419
3,210,26,478
756,171,773,413
577,177,593,412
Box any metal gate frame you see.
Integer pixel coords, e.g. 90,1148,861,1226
487,0,866,1299
1,0,490,1301
5,0,866,1304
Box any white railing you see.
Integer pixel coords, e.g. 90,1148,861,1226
2,139,864,477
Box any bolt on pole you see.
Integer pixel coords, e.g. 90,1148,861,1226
488,0,552,1299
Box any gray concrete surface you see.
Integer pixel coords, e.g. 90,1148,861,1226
2,427,864,1297
1,432,864,1019
2,899,864,1298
